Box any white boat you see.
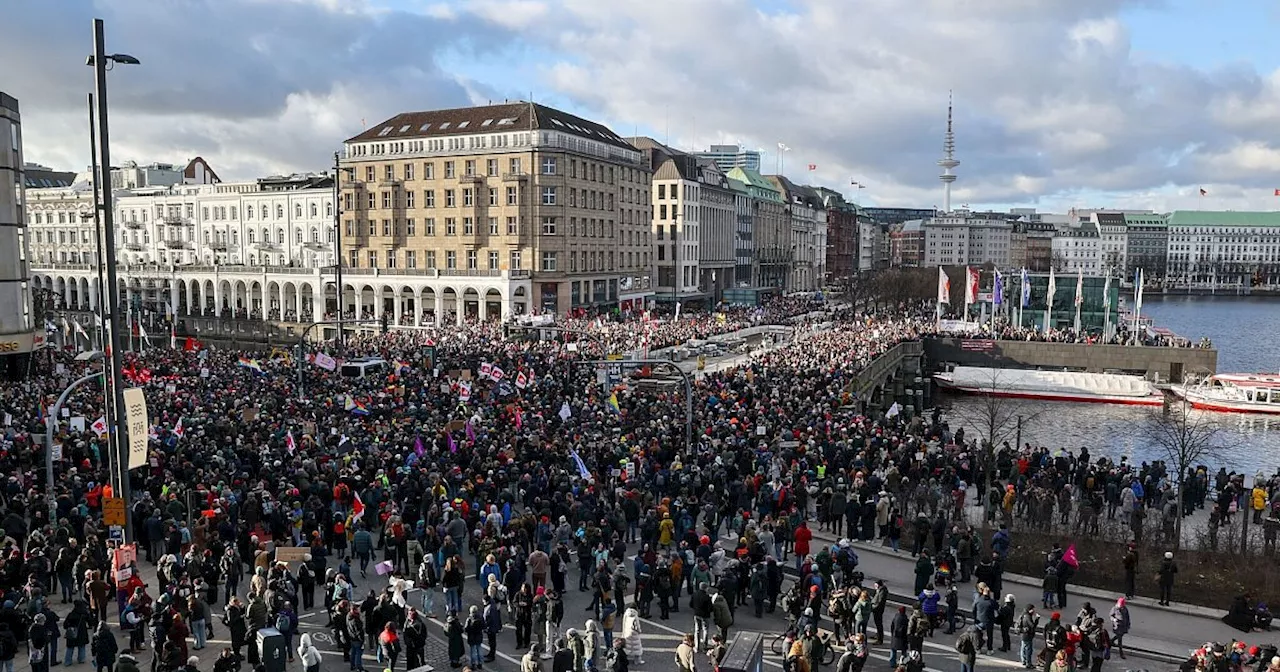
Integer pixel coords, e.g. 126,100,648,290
1169,374,1280,415
934,366,1166,406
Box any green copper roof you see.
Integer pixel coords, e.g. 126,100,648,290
725,167,782,202
1166,211,1280,227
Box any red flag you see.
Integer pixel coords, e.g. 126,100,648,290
183,337,197,352
1063,543,1079,568
807,164,817,171
351,492,365,522
1274,189,1280,196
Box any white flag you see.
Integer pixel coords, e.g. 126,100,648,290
313,352,337,371
558,401,572,421
91,417,108,438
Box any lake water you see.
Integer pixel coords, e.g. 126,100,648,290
941,295,1280,474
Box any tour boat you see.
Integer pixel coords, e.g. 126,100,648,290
1169,374,1280,415
934,366,1166,406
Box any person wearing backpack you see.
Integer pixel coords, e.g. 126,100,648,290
275,601,298,663
1042,612,1067,672
955,625,982,672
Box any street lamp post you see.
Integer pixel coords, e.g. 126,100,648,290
45,369,105,525
88,18,140,541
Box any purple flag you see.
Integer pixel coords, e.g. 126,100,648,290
447,433,457,454
465,421,477,443
993,271,1004,306
414,436,425,457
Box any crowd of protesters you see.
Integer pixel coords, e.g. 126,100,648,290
0,295,1250,672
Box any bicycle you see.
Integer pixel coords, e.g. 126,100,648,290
769,630,838,666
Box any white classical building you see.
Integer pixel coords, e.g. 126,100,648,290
921,213,1013,267
26,170,533,330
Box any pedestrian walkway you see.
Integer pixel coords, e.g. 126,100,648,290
805,527,1249,658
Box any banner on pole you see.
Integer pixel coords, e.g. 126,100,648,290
123,387,149,470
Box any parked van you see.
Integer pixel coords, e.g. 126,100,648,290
340,358,387,378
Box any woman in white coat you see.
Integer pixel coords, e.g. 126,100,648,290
621,606,644,665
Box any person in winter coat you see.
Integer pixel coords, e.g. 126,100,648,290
712,591,734,642
402,609,427,671
223,598,248,663
521,644,543,672
0,622,19,672
566,629,586,672
30,612,50,672
1018,605,1040,669
297,633,323,672
1109,598,1130,660
464,606,485,669
889,606,909,668
483,597,502,663
604,638,628,672
997,595,1017,653
691,583,713,652
445,613,465,668
621,607,644,666
91,622,118,672
837,633,868,672
955,624,982,672
378,623,401,672
514,584,534,651
584,620,604,671
211,648,238,672
675,634,697,672
1157,552,1178,605
113,653,141,672
63,598,93,665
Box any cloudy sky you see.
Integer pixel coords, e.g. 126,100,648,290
5,0,1280,213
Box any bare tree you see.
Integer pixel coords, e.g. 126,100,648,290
1143,397,1233,552
947,367,1044,527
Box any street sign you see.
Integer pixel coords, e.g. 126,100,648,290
103,497,126,526
108,526,123,541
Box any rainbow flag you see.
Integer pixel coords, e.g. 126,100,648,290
237,357,263,373
606,392,621,415
344,395,369,416
394,360,411,374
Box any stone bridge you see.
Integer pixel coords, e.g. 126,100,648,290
848,340,926,417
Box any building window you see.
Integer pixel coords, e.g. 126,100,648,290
507,216,518,235
489,188,498,206
406,218,416,236
349,250,358,268
464,160,476,176
446,251,457,269
248,230,256,243
424,162,434,179
488,217,499,235
382,220,391,236
367,193,376,209
506,186,518,205
658,184,665,200
444,161,455,178
381,192,391,209
368,220,376,235
425,250,436,268
542,157,557,175
445,190,456,207
446,218,457,235
404,163,415,180
202,207,210,220
276,205,284,219
510,250,522,270
487,159,498,176
488,250,499,269
405,191,415,208
509,158,521,174
542,187,556,205
296,229,304,243
425,217,436,235
541,251,557,271
463,189,473,206
385,165,395,181
367,250,378,268
541,217,557,235
365,166,375,182
467,250,478,270
405,250,417,268
345,220,353,236
464,217,474,235
386,251,397,269
425,190,435,208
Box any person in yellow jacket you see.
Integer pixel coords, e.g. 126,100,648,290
1253,484,1269,524
658,513,675,549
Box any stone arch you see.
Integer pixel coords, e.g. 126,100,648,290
420,287,437,325
266,280,281,317
440,286,458,322
461,287,481,321
483,287,503,322
358,284,376,320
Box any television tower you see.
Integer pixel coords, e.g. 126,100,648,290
937,91,959,213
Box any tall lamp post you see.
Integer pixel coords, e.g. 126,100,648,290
87,18,140,541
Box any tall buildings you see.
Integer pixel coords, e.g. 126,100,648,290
811,187,858,281
937,95,960,213
765,175,825,292
726,167,788,289
1165,211,1280,288
694,144,761,173
922,213,1012,267
0,92,40,378
1125,213,1167,278
340,102,653,319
